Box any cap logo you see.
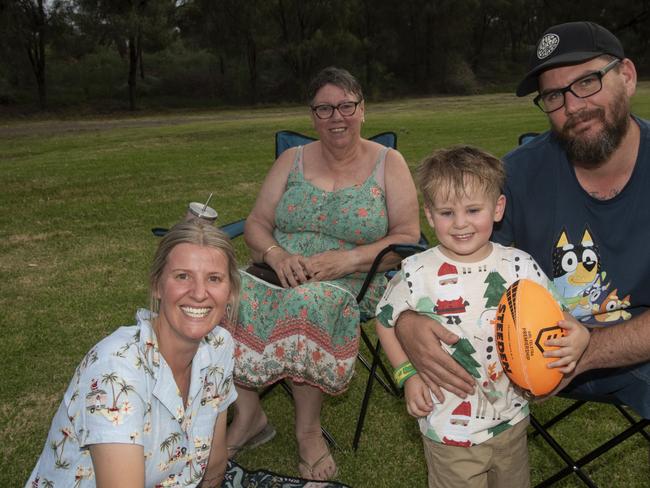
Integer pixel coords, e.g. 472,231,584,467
537,33,560,59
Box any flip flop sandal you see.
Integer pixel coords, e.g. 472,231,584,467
298,446,338,481
227,423,276,459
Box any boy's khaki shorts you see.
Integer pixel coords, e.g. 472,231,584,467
422,417,530,488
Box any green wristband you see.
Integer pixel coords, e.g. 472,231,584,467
393,361,417,388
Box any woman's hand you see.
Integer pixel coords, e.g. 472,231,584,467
89,443,145,488
265,247,311,288
304,249,357,282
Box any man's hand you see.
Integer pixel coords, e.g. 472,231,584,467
395,311,475,402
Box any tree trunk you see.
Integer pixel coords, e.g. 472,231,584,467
138,33,145,80
246,35,257,104
128,35,138,110
24,0,47,110
36,0,46,110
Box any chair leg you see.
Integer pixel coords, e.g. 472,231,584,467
529,400,587,438
260,381,279,399
530,414,598,488
260,379,339,450
359,327,400,397
535,417,650,487
353,337,383,451
614,405,650,443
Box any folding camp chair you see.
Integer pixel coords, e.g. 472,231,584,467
516,132,650,487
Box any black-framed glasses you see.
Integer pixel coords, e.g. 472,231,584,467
311,100,362,119
534,59,621,114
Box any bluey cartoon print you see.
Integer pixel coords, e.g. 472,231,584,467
551,227,631,324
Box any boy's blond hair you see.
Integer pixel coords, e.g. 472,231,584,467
417,145,505,209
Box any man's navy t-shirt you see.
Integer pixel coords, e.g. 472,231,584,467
493,116,650,326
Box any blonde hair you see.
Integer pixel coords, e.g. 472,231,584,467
417,145,505,209
149,220,241,325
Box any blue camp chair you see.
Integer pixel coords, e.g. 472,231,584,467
517,132,650,487
153,129,428,450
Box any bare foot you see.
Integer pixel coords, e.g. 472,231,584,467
296,432,337,480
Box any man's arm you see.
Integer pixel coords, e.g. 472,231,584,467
576,310,650,374
395,310,475,402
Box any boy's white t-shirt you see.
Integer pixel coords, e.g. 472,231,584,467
377,243,560,446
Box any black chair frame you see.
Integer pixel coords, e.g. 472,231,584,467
530,394,650,487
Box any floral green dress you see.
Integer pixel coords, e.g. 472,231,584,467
230,145,390,394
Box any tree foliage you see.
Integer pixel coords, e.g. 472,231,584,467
2,0,649,111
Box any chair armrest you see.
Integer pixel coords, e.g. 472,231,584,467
356,242,427,303
219,219,246,239
150,218,246,239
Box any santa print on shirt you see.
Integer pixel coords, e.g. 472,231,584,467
434,262,469,325
442,401,473,447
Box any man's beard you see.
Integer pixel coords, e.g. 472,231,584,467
553,91,630,168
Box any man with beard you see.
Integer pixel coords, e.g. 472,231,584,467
394,21,650,422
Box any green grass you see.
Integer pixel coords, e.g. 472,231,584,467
2,87,650,487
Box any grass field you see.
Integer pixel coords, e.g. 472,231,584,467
2,86,650,487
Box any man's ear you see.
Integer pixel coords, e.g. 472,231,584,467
493,194,506,222
619,58,637,98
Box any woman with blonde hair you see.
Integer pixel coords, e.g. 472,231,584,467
27,221,240,488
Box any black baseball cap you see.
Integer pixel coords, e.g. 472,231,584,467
516,21,625,97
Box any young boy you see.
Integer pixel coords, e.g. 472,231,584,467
376,146,590,488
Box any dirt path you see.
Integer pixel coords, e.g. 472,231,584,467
0,108,304,138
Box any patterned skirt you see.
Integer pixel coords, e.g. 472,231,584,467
228,271,382,395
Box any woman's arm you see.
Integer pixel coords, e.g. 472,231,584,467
244,147,295,261
244,147,311,287
305,149,420,281
198,413,228,488
89,444,145,488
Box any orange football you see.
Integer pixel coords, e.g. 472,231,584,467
495,279,565,396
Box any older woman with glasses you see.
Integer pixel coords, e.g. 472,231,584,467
225,66,420,480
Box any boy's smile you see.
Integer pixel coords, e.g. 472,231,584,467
425,187,506,263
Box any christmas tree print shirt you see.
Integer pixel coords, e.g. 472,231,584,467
377,243,560,446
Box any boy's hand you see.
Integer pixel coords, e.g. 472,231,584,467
404,374,434,417
542,312,590,374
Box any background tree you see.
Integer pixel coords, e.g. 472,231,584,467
75,0,176,110
1,0,649,111
1,0,69,109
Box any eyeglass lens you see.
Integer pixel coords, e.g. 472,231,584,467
313,101,359,119
535,59,620,113
538,75,602,112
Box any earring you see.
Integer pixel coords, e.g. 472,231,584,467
226,303,232,318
